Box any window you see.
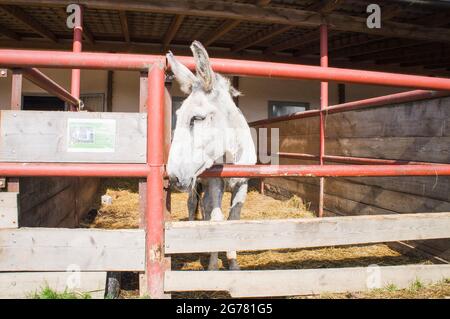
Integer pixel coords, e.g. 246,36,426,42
23,95,66,111
268,100,310,118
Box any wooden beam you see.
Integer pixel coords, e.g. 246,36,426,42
203,19,241,47
257,0,271,6
231,25,294,53
162,14,185,50
106,70,113,112
0,272,107,299
307,0,342,14
0,23,20,40
165,265,450,297
0,228,145,271
265,29,318,54
119,10,130,43
336,12,450,62
264,0,342,54
0,5,57,42
82,22,95,45
165,212,450,254
2,0,450,42
0,192,18,228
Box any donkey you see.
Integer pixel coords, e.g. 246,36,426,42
166,41,257,270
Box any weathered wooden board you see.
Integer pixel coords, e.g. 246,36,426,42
0,228,145,271
0,272,107,299
344,176,450,202
165,212,450,254
0,111,146,163
325,137,450,163
19,183,76,227
0,192,18,228
165,264,450,297
324,178,450,214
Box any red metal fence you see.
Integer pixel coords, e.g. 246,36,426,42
1,24,450,298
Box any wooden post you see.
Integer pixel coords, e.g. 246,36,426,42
338,83,346,104
138,71,148,296
106,70,113,112
8,69,22,193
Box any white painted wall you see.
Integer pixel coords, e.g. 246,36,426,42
0,69,409,120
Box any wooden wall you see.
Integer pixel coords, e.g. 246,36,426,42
18,177,100,227
254,96,450,257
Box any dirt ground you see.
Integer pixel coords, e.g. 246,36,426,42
81,178,450,299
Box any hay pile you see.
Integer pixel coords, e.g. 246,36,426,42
82,178,449,299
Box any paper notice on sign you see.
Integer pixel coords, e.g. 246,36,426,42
67,118,116,152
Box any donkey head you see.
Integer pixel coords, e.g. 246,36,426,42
167,41,254,191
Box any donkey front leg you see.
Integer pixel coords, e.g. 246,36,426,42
227,179,248,270
188,183,203,221
203,178,225,270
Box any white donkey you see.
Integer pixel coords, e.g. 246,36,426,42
166,41,257,270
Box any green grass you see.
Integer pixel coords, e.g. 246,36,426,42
31,286,92,299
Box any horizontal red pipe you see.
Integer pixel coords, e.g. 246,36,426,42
21,68,80,107
177,56,450,90
0,163,150,177
1,163,449,178
278,152,441,165
0,50,161,71
250,89,450,126
200,164,450,177
2,50,450,91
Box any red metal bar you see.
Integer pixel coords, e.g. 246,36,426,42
176,56,450,91
0,162,449,178
70,5,83,110
278,152,442,166
2,49,450,90
21,68,80,107
146,63,165,298
318,24,328,218
249,89,450,126
0,49,161,71
0,163,149,177
200,164,450,178
8,69,22,192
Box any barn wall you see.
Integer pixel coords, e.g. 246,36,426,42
254,96,450,256
18,177,100,228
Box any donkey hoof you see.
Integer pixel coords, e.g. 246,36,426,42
208,264,219,271
228,259,240,271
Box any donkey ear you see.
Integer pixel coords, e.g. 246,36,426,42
190,41,215,92
166,51,197,94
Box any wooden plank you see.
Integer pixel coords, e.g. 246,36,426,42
0,192,18,228
165,264,450,297
0,111,146,163
19,183,76,227
165,212,450,254
344,176,450,202
0,272,106,299
0,228,145,271
326,136,450,163
324,178,450,214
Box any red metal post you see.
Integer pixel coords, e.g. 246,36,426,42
70,5,83,110
146,63,166,298
318,24,328,217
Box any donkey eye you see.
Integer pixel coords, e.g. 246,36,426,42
190,115,206,128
